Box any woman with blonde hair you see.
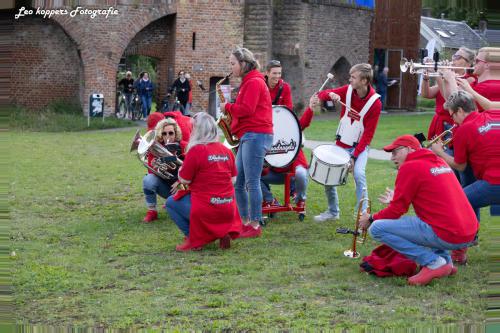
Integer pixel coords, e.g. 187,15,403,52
142,117,185,222
166,112,242,251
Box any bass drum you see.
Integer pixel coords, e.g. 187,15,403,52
264,105,302,168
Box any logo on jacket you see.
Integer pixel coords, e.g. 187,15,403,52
478,122,500,134
430,166,453,176
267,139,297,155
208,154,229,162
210,197,233,205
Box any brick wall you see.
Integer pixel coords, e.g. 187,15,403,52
12,17,83,110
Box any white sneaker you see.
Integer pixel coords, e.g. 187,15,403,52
314,211,339,222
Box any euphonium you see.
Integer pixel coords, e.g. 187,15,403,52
424,124,456,148
130,129,183,181
336,188,371,259
216,74,239,146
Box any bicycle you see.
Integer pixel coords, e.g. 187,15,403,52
131,92,143,120
115,90,127,119
160,93,185,114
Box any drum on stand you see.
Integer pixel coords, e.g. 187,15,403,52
309,144,350,186
264,105,302,168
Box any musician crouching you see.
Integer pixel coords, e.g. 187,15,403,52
166,112,242,251
358,135,479,286
142,117,185,223
430,91,500,264
310,63,381,222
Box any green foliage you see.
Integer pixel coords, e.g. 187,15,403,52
10,117,492,329
422,0,485,27
7,104,135,132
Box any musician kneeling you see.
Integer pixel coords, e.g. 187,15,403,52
143,118,185,223
358,135,479,286
165,112,241,251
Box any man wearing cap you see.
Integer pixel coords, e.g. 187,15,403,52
358,135,479,286
430,91,500,264
118,71,135,118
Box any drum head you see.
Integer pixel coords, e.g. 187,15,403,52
265,105,302,168
313,144,350,165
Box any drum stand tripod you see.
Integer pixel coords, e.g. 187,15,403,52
261,172,306,223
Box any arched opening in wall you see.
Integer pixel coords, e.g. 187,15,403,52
330,57,351,88
12,16,83,111
116,55,159,119
120,14,176,117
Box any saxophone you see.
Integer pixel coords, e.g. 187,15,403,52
216,74,240,146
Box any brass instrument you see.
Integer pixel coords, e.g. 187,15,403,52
216,74,239,146
130,129,183,180
400,58,473,77
336,188,371,259
424,124,456,148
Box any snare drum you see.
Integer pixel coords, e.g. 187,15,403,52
264,105,301,168
309,144,350,186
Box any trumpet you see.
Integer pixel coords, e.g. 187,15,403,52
424,124,456,148
336,188,371,259
400,58,473,77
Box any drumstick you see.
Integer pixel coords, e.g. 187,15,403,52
319,74,360,114
336,99,360,114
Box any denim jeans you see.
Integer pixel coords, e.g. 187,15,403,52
143,174,171,208
261,165,308,203
141,95,152,118
464,180,500,220
324,147,369,216
124,93,133,113
235,132,273,222
368,216,475,267
165,194,191,236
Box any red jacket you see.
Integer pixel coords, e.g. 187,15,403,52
225,69,273,138
453,110,500,184
318,85,381,158
472,79,500,112
373,149,478,244
268,79,293,110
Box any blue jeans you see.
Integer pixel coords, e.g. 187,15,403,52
261,165,308,203
143,174,172,208
141,95,152,118
464,180,500,220
235,132,273,222
165,194,191,236
324,147,369,216
369,216,475,267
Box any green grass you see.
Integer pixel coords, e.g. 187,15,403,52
306,113,434,149
9,116,492,330
7,102,136,132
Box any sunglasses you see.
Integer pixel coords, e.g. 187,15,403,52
475,58,487,64
162,131,175,136
452,54,466,61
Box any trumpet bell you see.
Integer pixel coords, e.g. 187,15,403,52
344,250,360,258
137,130,156,156
400,58,409,73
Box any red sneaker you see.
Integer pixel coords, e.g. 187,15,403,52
219,234,231,249
449,265,458,276
296,200,305,209
240,224,262,238
175,238,202,252
408,264,453,286
143,210,158,223
262,198,280,207
451,248,468,265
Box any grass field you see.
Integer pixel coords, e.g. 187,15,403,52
9,113,493,330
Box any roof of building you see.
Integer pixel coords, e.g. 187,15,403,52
421,16,488,50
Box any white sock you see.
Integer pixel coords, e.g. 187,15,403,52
427,256,447,269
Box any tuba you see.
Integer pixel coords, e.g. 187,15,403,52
336,188,371,258
130,129,183,180
216,74,239,146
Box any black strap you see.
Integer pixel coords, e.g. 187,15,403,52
272,83,284,105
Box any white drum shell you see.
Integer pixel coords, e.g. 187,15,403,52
309,144,350,186
265,105,302,168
